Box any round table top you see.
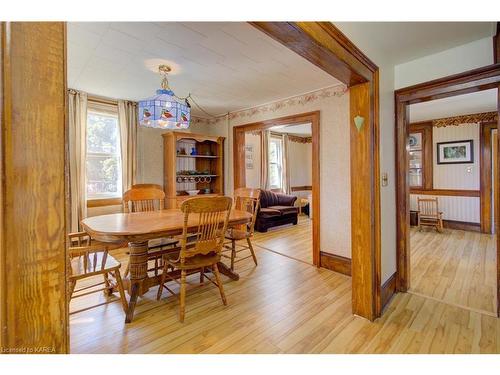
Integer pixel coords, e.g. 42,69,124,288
81,208,252,243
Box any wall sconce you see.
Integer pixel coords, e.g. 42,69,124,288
354,115,365,132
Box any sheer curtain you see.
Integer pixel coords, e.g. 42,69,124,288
68,89,88,232
260,130,271,190
282,134,291,194
118,100,137,193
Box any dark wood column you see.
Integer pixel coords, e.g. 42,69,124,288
0,22,68,353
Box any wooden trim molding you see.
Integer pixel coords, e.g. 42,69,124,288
87,197,122,208
291,185,312,192
410,189,480,197
1,22,68,352
381,273,397,311
233,111,321,269
320,252,351,276
395,63,500,318
395,64,500,104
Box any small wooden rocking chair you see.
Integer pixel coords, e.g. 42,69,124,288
417,197,444,233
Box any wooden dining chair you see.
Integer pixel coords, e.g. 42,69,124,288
68,232,128,315
122,184,179,278
417,197,444,233
156,196,232,322
223,188,260,270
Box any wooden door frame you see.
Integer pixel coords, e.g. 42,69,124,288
395,63,500,317
233,111,320,266
251,22,381,320
480,121,498,234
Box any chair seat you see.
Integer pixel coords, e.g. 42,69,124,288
70,252,121,279
225,228,250,240
164,252,220,270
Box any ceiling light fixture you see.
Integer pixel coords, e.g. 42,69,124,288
138,64,191,129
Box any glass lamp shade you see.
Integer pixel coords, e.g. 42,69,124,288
138,89,190,129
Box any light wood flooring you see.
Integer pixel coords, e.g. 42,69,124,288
410,227,497,315
252,215,313,264
70,237,500,354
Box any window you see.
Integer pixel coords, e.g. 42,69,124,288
269,136,283,190
86,109,122,199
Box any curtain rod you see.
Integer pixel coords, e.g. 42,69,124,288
68,88,137,106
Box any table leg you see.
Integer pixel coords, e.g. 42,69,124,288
216,261,239,281
125,240,149,323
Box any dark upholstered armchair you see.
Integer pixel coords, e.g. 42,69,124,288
255,190,299,232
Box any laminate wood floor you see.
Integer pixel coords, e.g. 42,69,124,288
70,240,500,354
252,215,313,264
409,227,497,315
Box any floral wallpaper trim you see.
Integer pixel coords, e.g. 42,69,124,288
192,84,348,126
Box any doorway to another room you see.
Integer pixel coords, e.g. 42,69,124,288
233,111,321,267
396,69,500,317
243,122,313,264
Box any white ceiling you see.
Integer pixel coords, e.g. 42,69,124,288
67,22,341,117
68,22,496,118
335,22,496,65
271,123,312,136
409,89,498,123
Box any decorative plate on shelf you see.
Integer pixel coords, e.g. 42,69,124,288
409,135,417,147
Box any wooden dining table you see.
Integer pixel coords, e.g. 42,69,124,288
81,208,252,323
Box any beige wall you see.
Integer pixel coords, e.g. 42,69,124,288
289,141,312,187
227,86,351,258
433,124,480,190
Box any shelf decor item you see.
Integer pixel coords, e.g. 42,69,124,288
437,140,474,164
163,132,225,208
138,65,191,129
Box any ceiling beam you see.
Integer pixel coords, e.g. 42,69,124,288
249,22,376,87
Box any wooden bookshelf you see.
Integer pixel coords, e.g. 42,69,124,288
162,131,225,208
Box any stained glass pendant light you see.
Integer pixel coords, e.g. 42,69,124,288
138,64,191,129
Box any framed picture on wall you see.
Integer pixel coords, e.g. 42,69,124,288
245,144,254,169
436,139,474,164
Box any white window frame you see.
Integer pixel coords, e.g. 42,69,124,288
269,136,284,190
86,106,123,200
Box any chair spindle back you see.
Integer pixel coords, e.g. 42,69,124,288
179,196,232,263
417,197,439,217
234,188,260,235
123,185,165,213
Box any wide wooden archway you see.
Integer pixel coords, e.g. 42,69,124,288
0,22,381,352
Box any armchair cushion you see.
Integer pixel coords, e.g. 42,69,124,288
258,207,282,218
259,189,297,208
268,205,299,216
